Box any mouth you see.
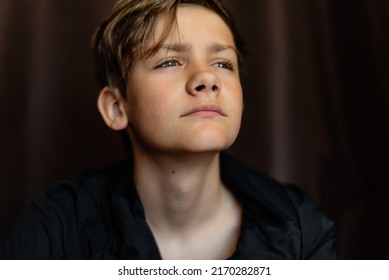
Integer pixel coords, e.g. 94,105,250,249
181,104,226,117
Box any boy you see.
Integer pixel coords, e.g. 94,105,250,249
0,0,335,259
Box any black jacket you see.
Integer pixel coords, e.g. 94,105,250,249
0,153,336,259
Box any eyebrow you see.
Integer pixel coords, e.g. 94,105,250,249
208,43,237,54
160,43,191,52
159,43,237,54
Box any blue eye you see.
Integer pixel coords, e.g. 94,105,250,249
213,60,233,70
158,59,179,68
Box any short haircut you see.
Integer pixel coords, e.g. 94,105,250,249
92,0,245,96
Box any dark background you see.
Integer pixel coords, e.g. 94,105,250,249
1,0,388,259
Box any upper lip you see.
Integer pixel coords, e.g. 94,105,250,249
181,103,226,117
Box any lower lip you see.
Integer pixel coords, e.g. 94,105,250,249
187,111,222,117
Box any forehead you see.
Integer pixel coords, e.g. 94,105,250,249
154,4,235,47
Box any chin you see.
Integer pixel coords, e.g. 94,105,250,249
183,129,238,153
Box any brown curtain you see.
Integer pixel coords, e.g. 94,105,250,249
1,0,388,259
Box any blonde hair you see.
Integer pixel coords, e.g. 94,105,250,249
93,0,245,96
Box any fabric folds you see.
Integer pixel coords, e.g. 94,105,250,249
0,153,336,259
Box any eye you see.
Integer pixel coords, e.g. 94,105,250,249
213,59,234,70
157,59,180,68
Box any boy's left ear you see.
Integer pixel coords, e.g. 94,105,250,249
97,86,129,131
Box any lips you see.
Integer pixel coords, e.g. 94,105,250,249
181,104,226,117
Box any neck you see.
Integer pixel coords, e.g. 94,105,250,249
132,150,224,232
130,147,242,260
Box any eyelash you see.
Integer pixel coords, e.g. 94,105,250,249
213,59,234,70
157,58,181,68
156,58,234,70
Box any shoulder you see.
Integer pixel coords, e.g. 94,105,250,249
220,153,336,259
0,180,84,259
282,184,336,259
0,160,132,259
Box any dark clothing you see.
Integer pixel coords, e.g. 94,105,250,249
0,153,336,259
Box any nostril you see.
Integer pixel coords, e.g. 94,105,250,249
195,85,206,91
211,85,218,91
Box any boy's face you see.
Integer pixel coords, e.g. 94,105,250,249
123,5,243,155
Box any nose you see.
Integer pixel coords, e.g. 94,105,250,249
186,67,222,96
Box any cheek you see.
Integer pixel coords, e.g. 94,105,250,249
126,87,176,135
228,83,244,137
227,82,244,114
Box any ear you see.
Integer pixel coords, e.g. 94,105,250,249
97,86,129,131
